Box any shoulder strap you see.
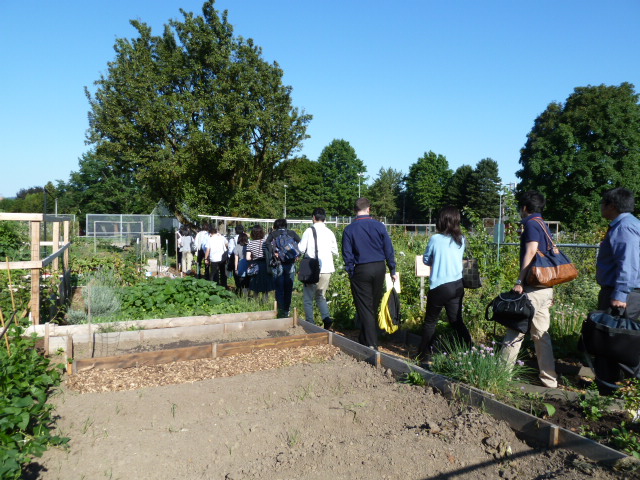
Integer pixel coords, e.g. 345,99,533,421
312,226,318,258
528,217,555,251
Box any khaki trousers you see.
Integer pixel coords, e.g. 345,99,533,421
501,286,558,388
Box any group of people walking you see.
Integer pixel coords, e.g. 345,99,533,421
416,187,640,395
176,187,639,394
177,208,340,326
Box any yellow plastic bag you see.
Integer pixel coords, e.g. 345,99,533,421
378,289,399,334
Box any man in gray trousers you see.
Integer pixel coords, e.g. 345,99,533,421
298,207,339,329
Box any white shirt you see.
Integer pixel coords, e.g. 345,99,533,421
204,233,229,262
195,229,208,252
298,222,338,274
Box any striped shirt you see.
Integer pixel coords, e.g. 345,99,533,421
247,239,265,260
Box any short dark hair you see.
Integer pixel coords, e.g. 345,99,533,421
274,218,287,230
602,187,635,213
312,207,326,222
235,224,244,235
251,224,264,240
355,197,370,212
519,190,545,213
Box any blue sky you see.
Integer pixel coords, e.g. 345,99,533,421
1,0,639,199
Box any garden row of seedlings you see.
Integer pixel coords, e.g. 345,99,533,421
33,309,632,469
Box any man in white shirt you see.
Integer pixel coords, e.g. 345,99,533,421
298,208,339,329
204,226,229,286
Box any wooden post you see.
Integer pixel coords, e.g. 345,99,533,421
66,336,73,375
44,322,50,356
63,220,70,271
30,221,41,325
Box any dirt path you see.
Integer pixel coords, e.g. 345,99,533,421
32,349,624,480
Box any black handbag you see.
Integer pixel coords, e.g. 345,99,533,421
485,291,535,334
297,227,321,284
462,257,481,289
580,310,640,368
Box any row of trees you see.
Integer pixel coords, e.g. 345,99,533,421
3,1,639,231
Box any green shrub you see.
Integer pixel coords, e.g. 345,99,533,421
82,270,122,317
0,323,67,479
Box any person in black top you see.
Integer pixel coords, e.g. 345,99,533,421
342,198,398,349
266,219,301,318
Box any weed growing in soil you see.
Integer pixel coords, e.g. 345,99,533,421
579,384,616,421
612,422,640,458
400,369,426,386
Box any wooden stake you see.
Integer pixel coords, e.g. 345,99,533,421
0,308,11,354
5,257,16,311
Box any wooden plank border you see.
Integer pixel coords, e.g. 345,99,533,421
73,332,328,373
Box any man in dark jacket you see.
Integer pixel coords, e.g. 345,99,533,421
342,198,398,349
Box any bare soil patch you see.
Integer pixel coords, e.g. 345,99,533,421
32,342,629,479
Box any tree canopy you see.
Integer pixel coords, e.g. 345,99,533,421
317,139,366,216
85,1,311,222
405,151,452,223
368,167,403,221
517,82,640,229
467,158,501,219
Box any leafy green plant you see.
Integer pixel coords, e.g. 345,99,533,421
400,369,426,386
0,323,68,479
579,384,615,421
619,379,640,422
611,422,640,459
118,277,236,320
430,338,533,395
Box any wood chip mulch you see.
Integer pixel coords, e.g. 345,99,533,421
65,344,342,394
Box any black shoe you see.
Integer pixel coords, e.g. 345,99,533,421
322,317,334,330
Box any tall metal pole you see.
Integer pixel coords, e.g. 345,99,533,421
497,191,503,265
283,184,288,217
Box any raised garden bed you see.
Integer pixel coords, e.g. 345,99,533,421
25,314,640,478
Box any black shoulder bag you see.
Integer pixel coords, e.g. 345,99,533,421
297,227,321,284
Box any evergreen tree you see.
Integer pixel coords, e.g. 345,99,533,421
444,165,473,210
468,158,501,219
317,139,366,216
405,151,452,222
368,168,403,221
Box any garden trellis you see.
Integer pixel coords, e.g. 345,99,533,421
0,212,72,324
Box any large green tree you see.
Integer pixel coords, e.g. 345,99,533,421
86,1,311,222
517,83,640,229
468,158,501,219
443,164,473,210
276,156,325,219
405,151,452,223
368,167,403,221
317,139,366,216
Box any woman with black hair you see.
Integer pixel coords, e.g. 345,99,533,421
418,206,472,363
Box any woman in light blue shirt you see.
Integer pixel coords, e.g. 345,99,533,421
418,206,472,363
